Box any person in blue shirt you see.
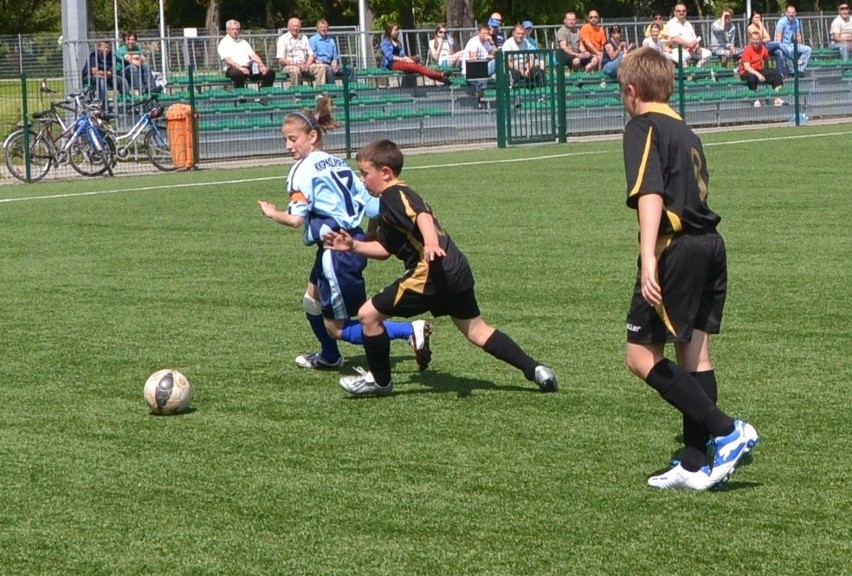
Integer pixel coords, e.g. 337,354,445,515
775,5,812,74
82,41,128,106
309,18,356,85
258,96,432,372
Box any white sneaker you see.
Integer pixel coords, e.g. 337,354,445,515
408,320,432,371
708,420,759,488
339,367,393,397
773,97,785,107
295,352,344,370
648,464,712,490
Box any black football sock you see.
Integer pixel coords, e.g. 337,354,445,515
482,330,539,381
645,359,734,440
679,370,719,471
363,330,392,387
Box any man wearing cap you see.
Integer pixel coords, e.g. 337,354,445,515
580,9,606,69
557,10,598,71
831,2,852,62
522,20,546,71
488,12,506,50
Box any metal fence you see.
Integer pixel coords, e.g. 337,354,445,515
1,14,850,182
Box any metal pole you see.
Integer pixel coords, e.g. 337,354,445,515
159,0,167,80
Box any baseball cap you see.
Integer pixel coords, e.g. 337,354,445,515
522,20,534,29
487,17,501,27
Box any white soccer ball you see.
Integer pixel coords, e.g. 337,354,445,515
144,369,193,415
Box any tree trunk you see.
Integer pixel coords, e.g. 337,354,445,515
446,0,474,29
204,0,221,68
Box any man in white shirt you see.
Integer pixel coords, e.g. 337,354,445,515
666,3,711,67
830,2,852,62
217,19,276,88
276,17,327,85
502,24,543,87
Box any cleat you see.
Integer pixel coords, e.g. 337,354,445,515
295,352,344,370
648,464,712,490
708,420,759,488
408,320,433,371
339,367,393,397
533,365,558,392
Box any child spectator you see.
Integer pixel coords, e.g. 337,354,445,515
323,140,558,397
617,47,758,490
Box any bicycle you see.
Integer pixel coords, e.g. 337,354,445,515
107,95,176,172
4,89,115,182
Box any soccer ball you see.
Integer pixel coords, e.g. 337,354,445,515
144,369,192,415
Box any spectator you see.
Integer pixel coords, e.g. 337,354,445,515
747,12,794,74
602,25,634,79
580,9,606,69
830,2,852,62
117,31,158,94
380,23,450,85
522,20,546,70
644,12,669,44
557,11,597,71
740,29,784,102
666,3,711,68
710,8,742,67
775,6,812,74
502,23,544,87
277,17,326,85
643,23,665,53
218,19,276,89
82,41,128,106
488,13,506,50
310,18,355,85
428,23,464,68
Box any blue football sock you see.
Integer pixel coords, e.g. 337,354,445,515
341,320,413,344
306,313,340,361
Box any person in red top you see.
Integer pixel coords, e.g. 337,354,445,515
739,30,783,92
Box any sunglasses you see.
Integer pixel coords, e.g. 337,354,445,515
437,30,446,33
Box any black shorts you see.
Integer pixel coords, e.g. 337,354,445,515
372,283,481,320
626,232,727,344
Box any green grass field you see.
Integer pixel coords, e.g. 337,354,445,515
1,124,850,575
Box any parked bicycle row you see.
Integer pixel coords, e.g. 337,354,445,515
3,83,178,182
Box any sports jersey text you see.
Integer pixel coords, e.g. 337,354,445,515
313,157,349,172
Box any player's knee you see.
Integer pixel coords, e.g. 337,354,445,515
303,292,322,316
357,301,382,328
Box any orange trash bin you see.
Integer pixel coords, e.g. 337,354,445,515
165,103,195,169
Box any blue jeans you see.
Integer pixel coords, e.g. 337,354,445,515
780,42,812,72
602,54,624,79
832,41,850,62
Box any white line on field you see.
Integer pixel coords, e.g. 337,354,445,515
2,129,850,204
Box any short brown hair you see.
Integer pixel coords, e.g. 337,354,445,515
618,47,675,103
356,140,405,176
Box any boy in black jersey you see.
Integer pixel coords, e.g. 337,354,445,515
322,139,557,397
619,47,758,490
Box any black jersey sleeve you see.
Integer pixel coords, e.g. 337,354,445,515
623,116,665,210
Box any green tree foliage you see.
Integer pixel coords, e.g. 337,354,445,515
0,0,60,33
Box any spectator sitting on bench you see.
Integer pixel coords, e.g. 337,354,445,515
118,31,159,94
830,2,852,62
710,8,742,67
428,23,464,68
310,18,355,85
278,17,326,86
740,30,784,104
380,23,450,85
747,12,794,75
218,19,276,89
82,40,128,107
502,23,545,87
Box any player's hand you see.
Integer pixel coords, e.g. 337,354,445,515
423,242,446,262
640,257,662,306
323,229,354,252
257,200,278,218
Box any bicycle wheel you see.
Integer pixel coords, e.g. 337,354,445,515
4,130,52,182
144,128,177,172
69,129,116,177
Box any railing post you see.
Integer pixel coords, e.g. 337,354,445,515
21,73,31,182
496,53,507,148
342,58,352,159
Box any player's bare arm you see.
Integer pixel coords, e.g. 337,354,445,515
637,193,663,306
257,200,304,228
323,229,391,260
415,212,446,261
